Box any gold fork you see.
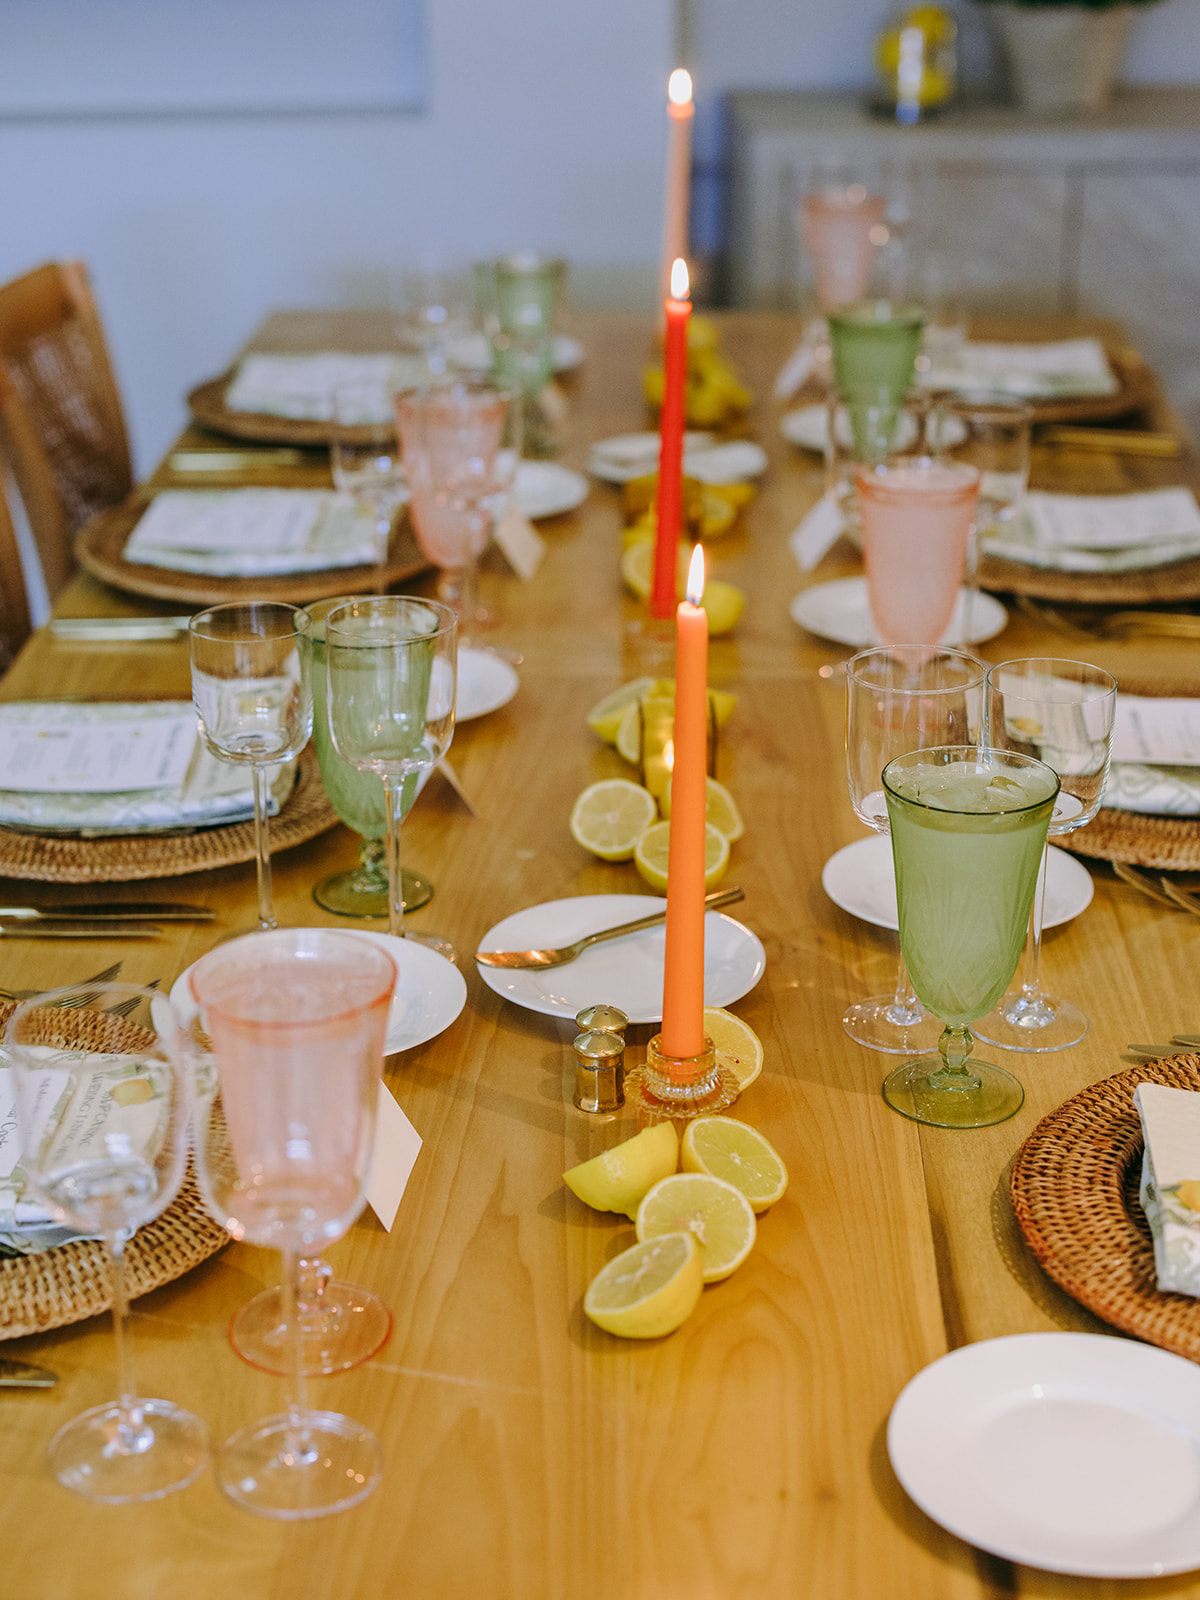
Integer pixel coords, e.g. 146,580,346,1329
1113,861,1200,916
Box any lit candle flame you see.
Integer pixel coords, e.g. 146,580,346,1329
668,69,693,107
670,257,690,302
686,544,705,607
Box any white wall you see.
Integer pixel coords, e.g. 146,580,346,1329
0,0,674,471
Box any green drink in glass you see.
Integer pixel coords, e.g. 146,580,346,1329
881,745,1059,1128
828,300,926,415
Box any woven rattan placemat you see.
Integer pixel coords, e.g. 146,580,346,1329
0,1002,228,1340
1010,1054,1200,1364
0,747,338,884
187,374,386,448
75,496,429,607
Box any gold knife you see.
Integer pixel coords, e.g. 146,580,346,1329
0,902,213,923
49,616,194,641
0,1358,57,1388
0,922,163,939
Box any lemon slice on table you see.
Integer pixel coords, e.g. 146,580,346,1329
634,820,729,892
586,677,656,745
618,544,747,634
702,1007,764,1090
660,776,744,841
563,1121,679,1219
614,702,643,766
680,1117,788,1213
635,1173,756,1283
583,1232,703,1339
569,779,657,862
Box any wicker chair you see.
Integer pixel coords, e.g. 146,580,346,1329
0,469,32,671
0,261,133,601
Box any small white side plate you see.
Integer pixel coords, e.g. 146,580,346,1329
444,331,584,373
475,894,765,1023
172,929,467,1057
888,1333,1200,1577
456,646,519,722
789,576,1008,648
822,834,1093,932
587,433,768,486
514,461,589,520
780,403,967,454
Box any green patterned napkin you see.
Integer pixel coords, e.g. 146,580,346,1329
1135,1082,1200,1296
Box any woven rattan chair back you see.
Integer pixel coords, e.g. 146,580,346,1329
0,261,132,599
0,467,31,669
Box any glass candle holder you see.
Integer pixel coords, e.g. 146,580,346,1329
625,1033,739,1121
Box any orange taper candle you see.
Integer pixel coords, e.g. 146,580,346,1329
660,544,708,1059
651,257,691,620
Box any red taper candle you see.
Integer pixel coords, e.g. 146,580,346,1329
651,257,691,620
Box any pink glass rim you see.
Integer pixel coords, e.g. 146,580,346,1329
189,928,397,1030
854,458,980,507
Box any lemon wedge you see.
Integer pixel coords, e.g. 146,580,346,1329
661,776,744,841
635,1173,756,1283
634,820,729,892
583,1232,703,1338
569,779,657,862
700,579,746,636
586,677,655,744
702,1007,764,1090
614,702,642,765
680,1117,788,1213
564,1121,680,1219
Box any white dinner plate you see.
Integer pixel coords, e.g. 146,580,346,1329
475,894,765,1023
889,1333,1200,1577
514,461,589,520
171,929,467,1057
789,577,1008,648
456,646,519,721
822,834,1093,932
780,403,967,455
587,433,768,486
444,331,584,374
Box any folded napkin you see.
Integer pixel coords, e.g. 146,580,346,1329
1135,1083,1200,1296
923,337,1118,399
0,701,289,835
124,490,386,576
1103,696,1200,815
225,352,427,421
984,489,1200,573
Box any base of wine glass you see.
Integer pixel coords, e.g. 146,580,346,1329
49,1398,209,1504
883,1055,1025,1128
971,992,1089,1054
230,1282,392,1377
217,1409,382,1520
843,996,943,1054
313,864,433,920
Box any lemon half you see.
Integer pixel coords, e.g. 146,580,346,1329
634,820,730,892
680,1117,788,1213
635,1172,756,1283
569,779,657,862
564,1121,680,1219
702,1007,764,1090
583,1232,703,1338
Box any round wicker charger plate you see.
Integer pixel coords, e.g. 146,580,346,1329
187,374,384,448
75,497,430,607
1010,1054,1200,1364
0,747,338,884
0,1003,228,1341
978,550,1200,608
1059,675,1200,872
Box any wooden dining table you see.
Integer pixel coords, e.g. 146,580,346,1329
2,307,1200,1600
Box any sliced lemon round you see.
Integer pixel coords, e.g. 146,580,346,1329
583,1231,703,1339
619,539,688,602
702,1007,764,1090
661,776,744,841
633,820,729,893
563,1120,680,1219
635,1173,756,1283
680,1117,788,1213
586,677,655,745
569,779,657,862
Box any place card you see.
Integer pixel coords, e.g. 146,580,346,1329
1024,489,1200,550
366,1082,423,1232
1135,1083,1200,1297
0,710,197,793
1112,696,1200,768
774,339,816,401
789,493,844,571
494,503,545,580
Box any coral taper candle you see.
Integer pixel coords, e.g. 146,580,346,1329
651,257,691,620
660,544,708,1059
659,69,694,303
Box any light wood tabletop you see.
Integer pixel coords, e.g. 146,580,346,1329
1,309,1199,1599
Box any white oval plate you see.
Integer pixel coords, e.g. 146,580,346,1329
780,403,967,454
456,646,519,722
475,894,765,1023
514,461,589,520
587,433,768,486
444,331,584,373
789,577,1008,648
889,1333,1200,1577
822,834,1093,932
172,928,467,1057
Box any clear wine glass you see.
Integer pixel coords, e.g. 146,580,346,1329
190,602,313,932
5,982,208,1502
843,646,985,1053
329,380,406,594
881,746,1059,1128
185,928,396,1519
974,657,1117,1052
325,596,457,959
394,378,521,636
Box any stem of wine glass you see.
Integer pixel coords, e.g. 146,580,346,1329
930,1024,983,1093
1005,840,1052,1024
280,1245,316,1464
382,773,406,939
885,955,924,1027
107,1231,152,1454
251,764,276,931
